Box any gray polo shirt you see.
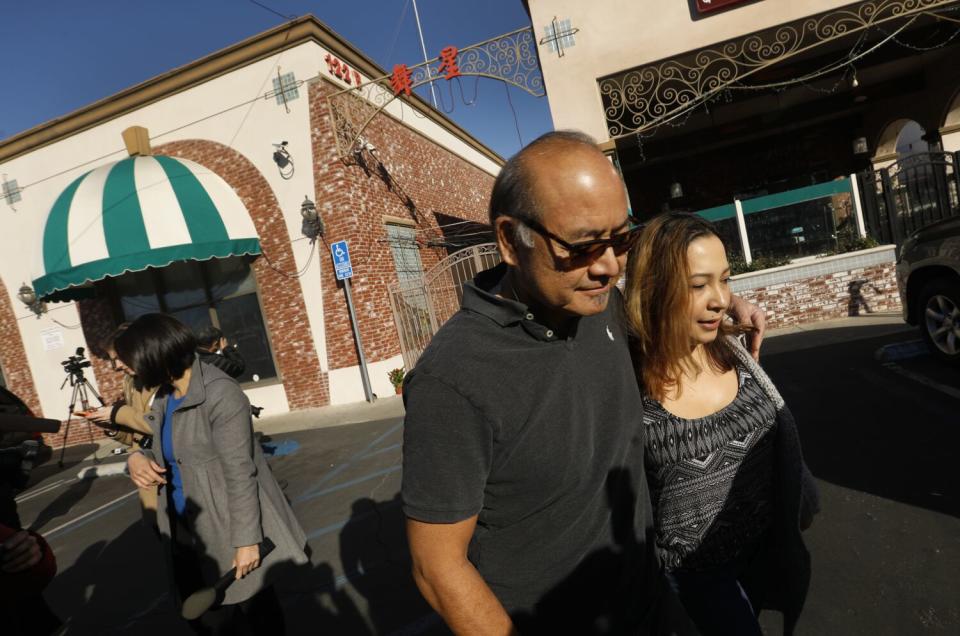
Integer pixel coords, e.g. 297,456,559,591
402,264,661,632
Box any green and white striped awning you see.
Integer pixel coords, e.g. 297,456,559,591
33,155,261,302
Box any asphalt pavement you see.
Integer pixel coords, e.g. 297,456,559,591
10,315,960,635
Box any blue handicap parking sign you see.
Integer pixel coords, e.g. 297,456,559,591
331,240,353,280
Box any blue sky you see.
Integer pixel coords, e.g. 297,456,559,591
0,0,554,159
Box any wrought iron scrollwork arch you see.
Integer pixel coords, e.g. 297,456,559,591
599,0,960,139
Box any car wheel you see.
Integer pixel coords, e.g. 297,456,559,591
918,278,960,364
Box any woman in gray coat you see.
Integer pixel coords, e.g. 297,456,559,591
120,314,307,635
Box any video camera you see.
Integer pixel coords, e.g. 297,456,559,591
0,441,48,491
61,346,91,377
0,415,59,492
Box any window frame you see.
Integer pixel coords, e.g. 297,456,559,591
106,256,283,389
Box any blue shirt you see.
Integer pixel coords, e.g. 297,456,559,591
160,394,187,515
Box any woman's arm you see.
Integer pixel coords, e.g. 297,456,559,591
207,379,263,549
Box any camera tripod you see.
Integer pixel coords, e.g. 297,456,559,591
57,369,106,468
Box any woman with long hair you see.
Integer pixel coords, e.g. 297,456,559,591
119,313,307,635
624,213,819,635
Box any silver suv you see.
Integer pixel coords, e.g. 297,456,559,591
896,216,960,364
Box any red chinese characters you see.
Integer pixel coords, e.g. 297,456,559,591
391,64,413,96
436,46,461,80
325,54,362,86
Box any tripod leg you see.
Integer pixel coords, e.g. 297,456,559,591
78,382,101,465
58,382,82,468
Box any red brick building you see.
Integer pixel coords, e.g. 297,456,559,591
0,16,501,447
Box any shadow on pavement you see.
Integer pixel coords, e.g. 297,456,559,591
762,322,914,357
763,332,959,519
277,492,443,635
28,477,94,533
28,443,99,486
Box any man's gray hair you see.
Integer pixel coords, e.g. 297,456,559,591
488,130,600,248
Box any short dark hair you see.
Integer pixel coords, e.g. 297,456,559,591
114,314,197,388
488,130,599,227
102,322,131,353
195,325,224,350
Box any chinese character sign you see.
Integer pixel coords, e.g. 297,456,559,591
436,46,461,80
391,64,413,96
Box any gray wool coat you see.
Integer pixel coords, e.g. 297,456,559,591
140,358,308,605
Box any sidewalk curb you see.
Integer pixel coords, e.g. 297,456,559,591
874,339,929,362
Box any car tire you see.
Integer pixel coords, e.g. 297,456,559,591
917,278,960,365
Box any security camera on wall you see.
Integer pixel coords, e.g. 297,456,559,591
272,141,289,149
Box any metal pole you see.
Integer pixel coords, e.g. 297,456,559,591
734,199,753,264
343,278,374,403
411,0,439,109
849,173,868,238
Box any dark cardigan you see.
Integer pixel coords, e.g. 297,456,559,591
723,336,821,635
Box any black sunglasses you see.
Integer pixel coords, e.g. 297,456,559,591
519,215,644,260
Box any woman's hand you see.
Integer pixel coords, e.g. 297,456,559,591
83,406,113,426
232,544,261,580
1,530,42,573
728,295,767,361
127,452,166,489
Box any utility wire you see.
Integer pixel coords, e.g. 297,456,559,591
247,0,297,21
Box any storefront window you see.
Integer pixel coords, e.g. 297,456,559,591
744,200,840,260
112,257,277,384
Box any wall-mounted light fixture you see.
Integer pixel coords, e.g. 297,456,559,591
17,283,46,318
852,137,869,155
670,181,684,200
300,196,325,241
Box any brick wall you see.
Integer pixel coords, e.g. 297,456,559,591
0,278,43,417
40,297,122,448
154,140,331,410
735,262,902,330
309,78,495,370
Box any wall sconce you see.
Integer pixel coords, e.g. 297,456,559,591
670,182,684,199
300,196,325,241
17,283,46,318
852,137,869,155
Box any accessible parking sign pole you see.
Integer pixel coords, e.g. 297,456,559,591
330,240,374,403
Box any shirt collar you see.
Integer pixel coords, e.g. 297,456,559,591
462,263,570,343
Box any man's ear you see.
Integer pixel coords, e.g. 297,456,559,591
494,216,522,267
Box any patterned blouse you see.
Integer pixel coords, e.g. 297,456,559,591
643,363,777,572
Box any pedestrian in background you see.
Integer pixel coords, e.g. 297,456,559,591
195,325,245,379
84,323,160,529
624,213,820,635
119,314,307,635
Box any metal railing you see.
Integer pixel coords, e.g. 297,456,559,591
858,151,960,244
387,243,501,370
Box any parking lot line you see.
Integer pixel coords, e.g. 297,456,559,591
42,490,138,539
881,361,960,400
295,465,402,506
15,478,74,503
293,421,403,504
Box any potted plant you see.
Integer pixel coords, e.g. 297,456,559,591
388,367,405,394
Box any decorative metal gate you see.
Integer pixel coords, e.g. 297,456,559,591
858,151,960,244
388,243,501,370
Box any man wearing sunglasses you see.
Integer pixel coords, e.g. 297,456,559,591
402,131,764,635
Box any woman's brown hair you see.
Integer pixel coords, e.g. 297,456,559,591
624,212,741,401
